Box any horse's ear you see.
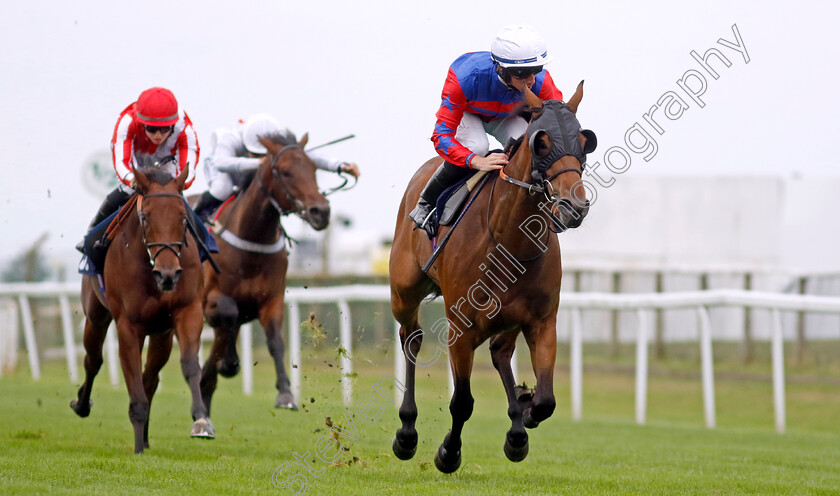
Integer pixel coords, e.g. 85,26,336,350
133,167,150,193
566,80,584,115
580,129,598,154
524,85,544,114
299,133,308,149
176,163,189,191
259,136,281,155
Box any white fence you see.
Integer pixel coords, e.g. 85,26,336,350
2,283,840,434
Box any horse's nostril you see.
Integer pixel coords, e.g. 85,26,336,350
309,206,329,218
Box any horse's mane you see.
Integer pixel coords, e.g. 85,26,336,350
262,130,299,147
135,166,176,186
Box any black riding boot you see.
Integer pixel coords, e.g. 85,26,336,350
75,187,132,253
409,162,471,238
193,191,224,223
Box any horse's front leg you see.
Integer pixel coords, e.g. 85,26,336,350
140,333,174,449
522,315,558,428
435,330,476,474
489,330,530,462
176,302,215,439
116,321,149,454
260,296,297,410
71,282,112,418
391,291,429,461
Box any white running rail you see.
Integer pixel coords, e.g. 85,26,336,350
4,283,840,433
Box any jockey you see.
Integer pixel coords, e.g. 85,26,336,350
192,113,361,223
410,24,564,236
76,87,199,252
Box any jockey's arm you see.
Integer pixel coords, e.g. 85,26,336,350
309,150,360,177
112,113,136,186
175,113,199,189
209,130,261,173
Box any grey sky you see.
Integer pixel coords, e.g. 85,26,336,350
1,0,837,265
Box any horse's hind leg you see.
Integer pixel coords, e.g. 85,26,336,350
200,292,239,415
140,333,174,449
521,316,558,428
260,296,297,410
490,330,530,462
434,335,475,474
71,281,111,418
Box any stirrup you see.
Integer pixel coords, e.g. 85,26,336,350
419,208,436,230
413,207,437,238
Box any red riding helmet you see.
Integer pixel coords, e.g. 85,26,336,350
135,87,179,126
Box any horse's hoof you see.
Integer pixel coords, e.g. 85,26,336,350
274,392,299,410
392,436,417,460
190,417,216,439
503,434,529,462
218,359,240,378
434,445,461,473
523,412,540,429
70,398,92,418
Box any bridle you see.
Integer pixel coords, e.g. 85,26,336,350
498,162,583,202
138,192,188,266
485,126,588,260
257,144,308,217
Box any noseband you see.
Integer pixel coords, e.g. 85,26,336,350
139,192,188,266
499,163,582,202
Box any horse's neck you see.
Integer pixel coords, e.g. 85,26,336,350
226,180,283,242
487,150,551,257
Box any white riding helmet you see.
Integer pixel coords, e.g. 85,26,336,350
490,23,552,68
242,113,281,154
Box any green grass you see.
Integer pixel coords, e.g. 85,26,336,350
0,343,838,495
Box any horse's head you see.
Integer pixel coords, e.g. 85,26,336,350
257,132,331,230
133,165,189,292
520,82,597,230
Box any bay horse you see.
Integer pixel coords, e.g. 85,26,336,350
199,131,329,412
390,83,596,472
71,165,214,454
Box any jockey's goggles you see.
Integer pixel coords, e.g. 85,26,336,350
507,66,543,79
145,125,174,135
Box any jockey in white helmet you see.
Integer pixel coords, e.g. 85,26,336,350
410,24,562,237
193,114,361,222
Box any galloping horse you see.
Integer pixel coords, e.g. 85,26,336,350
390,83,596,472
71,165,214,454
199,131,329,412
